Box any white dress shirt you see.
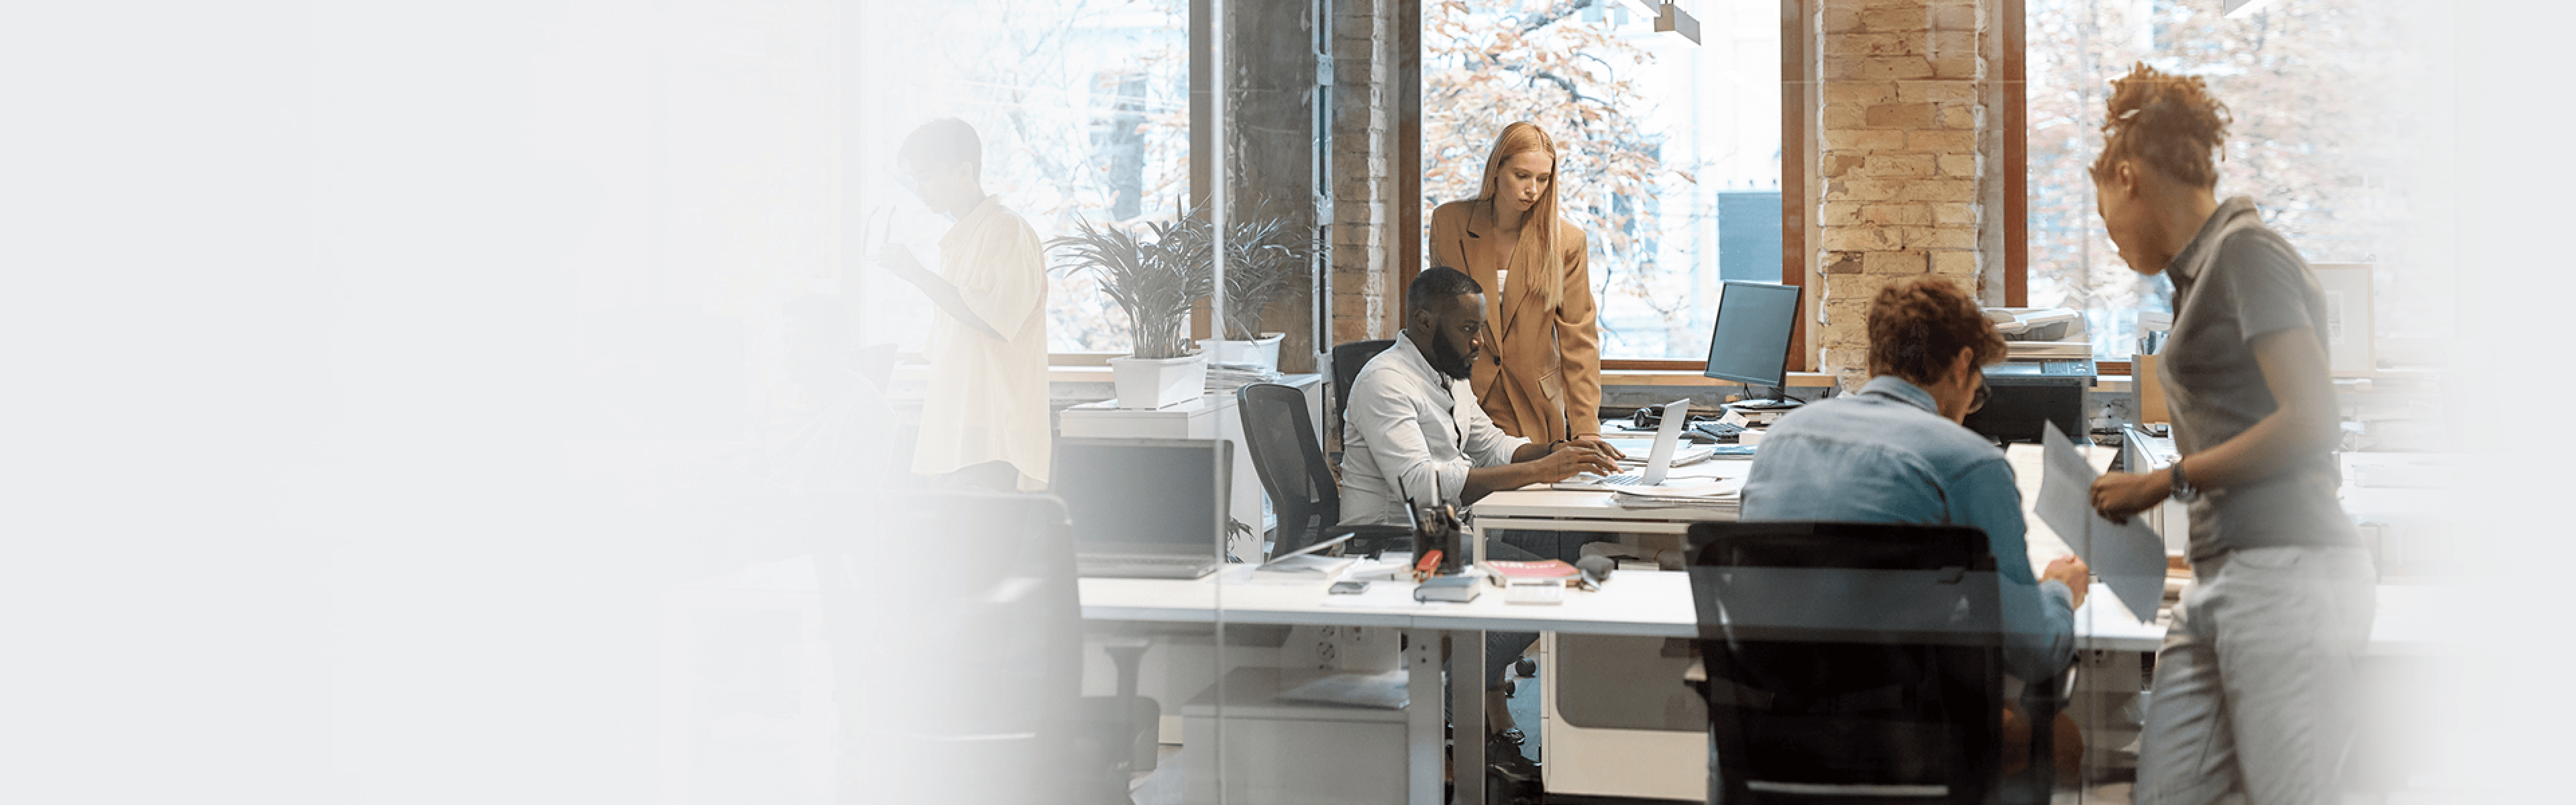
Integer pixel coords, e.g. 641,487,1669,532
1338,330,1531,525
910,196,1051,490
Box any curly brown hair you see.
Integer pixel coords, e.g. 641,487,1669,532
1867,278,2005,388
2088,63,2231,189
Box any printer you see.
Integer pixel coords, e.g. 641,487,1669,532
1965,308,2096,444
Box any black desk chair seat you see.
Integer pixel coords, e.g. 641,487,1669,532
1682,521,2070,805
1238,383,1411,558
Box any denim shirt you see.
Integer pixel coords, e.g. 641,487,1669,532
1741,376,2077,681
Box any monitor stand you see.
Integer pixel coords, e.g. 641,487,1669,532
1727,384,1804,411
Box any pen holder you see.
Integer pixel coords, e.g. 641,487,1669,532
1409,502,1468,578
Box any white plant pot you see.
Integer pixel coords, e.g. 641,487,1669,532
1108,354,1208,409
1195,332,1286,372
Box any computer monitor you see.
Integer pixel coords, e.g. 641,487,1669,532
1051,437,1232,557
1962,360,2094,445
1703,281,1803,389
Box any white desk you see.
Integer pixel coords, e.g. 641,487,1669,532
1079,568,2443,804
1080,567,1697,804
1081,566,2171,804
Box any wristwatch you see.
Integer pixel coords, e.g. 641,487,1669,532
2167,457,2197,502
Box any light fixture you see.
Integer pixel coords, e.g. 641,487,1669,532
2223,0,2277,18
1619,0,1701,44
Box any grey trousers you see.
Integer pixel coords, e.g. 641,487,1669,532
2136,546,2377,805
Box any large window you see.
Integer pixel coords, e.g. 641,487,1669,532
856,0,1189,355
1424,0,1781,361
2026,0,2438,361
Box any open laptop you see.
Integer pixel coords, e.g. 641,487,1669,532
1053,437,1230,579
1554,399,1694,490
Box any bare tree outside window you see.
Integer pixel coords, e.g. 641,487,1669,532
864,0,1189,354
2027,0,2436,359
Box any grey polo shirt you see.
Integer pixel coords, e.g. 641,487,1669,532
1338,331,1532,526
2159,197,2359,559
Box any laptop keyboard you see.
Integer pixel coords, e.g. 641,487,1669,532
1583,473,1646,486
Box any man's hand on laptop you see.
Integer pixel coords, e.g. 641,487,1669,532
1532,441,1620,482
1568,433,1625,460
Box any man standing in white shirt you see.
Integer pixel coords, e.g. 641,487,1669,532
875,119,1050,492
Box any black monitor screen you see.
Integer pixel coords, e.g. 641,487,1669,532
1704,281,1803,387
1051,438,1230,553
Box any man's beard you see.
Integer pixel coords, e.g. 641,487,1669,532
1426,333,1477,381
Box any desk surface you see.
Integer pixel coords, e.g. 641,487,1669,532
1472,443,2094,580
675,554,2445,656
1079,569,2174,650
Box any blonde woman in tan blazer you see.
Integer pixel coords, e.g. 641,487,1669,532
1426,121,1615,457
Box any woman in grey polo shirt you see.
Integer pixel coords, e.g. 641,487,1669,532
2085,64,2373,805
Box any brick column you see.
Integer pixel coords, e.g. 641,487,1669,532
1813,0,1988,387
1330,0,1396,345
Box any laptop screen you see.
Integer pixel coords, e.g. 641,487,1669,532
1051,438,1231,555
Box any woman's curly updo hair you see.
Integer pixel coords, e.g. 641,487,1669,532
1867,278,2006,388
2089,62,2232,189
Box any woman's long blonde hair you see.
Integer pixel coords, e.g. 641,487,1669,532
1477,121,1564,310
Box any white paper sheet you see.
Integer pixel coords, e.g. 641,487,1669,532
2038,423,2167,625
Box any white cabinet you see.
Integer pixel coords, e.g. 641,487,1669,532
1058,374,1324,561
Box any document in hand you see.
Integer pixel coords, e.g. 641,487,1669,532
2037,423,2166,625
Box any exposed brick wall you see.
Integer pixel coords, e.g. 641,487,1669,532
1813,0,1990,387
1328,0,1397,345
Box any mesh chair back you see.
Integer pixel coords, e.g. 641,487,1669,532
1236,383,1340,559
1683,521,2006,804
1329,339,1395,442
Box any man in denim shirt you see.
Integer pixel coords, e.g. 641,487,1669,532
1740,278,2090,683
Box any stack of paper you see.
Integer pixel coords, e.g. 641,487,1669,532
1276,669,1408,710
2006,341,2094,360
1246,553,1357,582
1202,362,1282,392
1610,479,1742,510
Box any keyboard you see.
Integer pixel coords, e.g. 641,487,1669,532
1077,554,1221,579
1572,472,1646,486
1693,421,1746,441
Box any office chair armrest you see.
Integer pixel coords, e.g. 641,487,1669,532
2021,665,2078,715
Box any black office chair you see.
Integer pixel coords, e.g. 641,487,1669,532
1328,339,1396,454
1237,383,1414,558
815,492,1152,804
1682,521,2068,805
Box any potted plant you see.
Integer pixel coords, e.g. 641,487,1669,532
1053,216,1214,409
1196,215,1312,372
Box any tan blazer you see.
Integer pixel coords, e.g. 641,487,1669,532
1426,200,1602,443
